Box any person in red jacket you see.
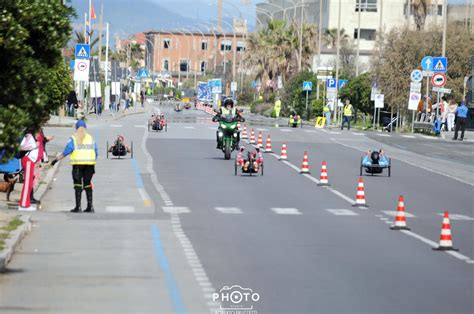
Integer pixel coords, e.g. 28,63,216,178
18,129,39,211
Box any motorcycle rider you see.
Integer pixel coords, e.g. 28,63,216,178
212,98,242,149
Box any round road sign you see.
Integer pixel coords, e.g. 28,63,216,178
431,73,446,87
77,61,88,71
410,70,423,83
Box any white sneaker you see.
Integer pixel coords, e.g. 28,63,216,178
18,205,37,211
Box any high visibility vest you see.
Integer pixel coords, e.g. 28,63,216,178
323,105,330,113
221,107,236,116
343,105,353,116
70,134,96,165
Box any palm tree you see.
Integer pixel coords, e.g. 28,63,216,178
322,28,350,49
72,30,100,52
413,0,430,31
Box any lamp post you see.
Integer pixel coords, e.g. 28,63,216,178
199,22,220,76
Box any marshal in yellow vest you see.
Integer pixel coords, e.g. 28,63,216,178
70,134,96,165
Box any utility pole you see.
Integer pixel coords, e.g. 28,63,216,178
298,0,305,72
356,0,362,76
217,0,223,32
98,3,103,64
318,0,323,65
407,0,411,28
105,23,109,84
334,0,342,123
441,0,447,56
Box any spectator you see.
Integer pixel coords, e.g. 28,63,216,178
18,129,39,211
341,100,353,130
452,101,468,141
447,99,457,131
67,90,78,117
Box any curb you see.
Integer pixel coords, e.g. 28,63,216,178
113,110,146,121
35,160,61,201
44,123,74,128
0,215,32,273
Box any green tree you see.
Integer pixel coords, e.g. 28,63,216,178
281,71,318,117
0,0,74,161
339,73,372,114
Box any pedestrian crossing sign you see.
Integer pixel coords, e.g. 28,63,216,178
432,57,447,73
303,81,312,91
75,44,90,60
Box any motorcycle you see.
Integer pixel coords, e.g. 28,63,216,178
213,110,245,160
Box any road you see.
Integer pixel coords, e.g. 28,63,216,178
0,102,472,314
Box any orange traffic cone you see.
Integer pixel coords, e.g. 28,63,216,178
433,211,458,251
265,135,273,153
257,131,263,148
279,143,288,160
352,177,368,207
390,195,410,230
317,161,330,186
249,129,256,144
237,121,241,131
241,126,248,139
300,151,310,174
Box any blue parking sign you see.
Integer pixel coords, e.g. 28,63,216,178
326,78,337,88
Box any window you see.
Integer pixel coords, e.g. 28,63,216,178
163,38,170,49
354,29,377,41
201,40,208,51
220,40,232,51
236,41,246,52
180,60,189,72
163,59,169,71
355,0,377,12
200,61,207,73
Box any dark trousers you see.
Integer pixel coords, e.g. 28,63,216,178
341,116,351,130
453,117,467,140
72,165,95,191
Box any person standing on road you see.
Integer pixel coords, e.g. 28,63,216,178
341,100,353,130
51,120,98,213
323,103,331,128
18,129,39,211
452,101,468,141
447,99,457,131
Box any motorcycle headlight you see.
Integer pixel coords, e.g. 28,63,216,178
218,132,224,137
220,124,227,129
233,133,238,137
230,124,236,129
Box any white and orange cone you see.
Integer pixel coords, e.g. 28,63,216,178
433,211,457,251
352,177,368,207
257,131,263,148
249,129,256,144
390,195,410,230
237,121,241,131
317,161,330,186
265,135,273,153
279,143,288,160
241,126,248,139
300,151,310,174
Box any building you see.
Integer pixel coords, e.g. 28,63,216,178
144,30,246,83
115,32,146,68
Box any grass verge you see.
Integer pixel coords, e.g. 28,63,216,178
0,217,24,251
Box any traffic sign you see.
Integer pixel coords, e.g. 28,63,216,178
431,73,446,87
75,44,90,60
432,87,451,93
432,57,447,73
303,81,313,91
139,68,149,78
73,59,90,81
410,82,422,93
410,70,423,83
338,79,348,89
326,79,337,88
422,70,434,77
317,75,332,80
408,92,421,110
374,94,384,108
231,81,237,92
371,87,380,101
421,56,433,71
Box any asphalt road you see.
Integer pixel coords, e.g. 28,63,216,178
0,103,472,314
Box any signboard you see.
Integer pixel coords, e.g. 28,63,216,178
408,92,421,110
327,89,337,99
317,75,332,80
198,82,211,101
89,58,100,82
277,76,283,89
338,79,348,89
374,94,384,108
303,81,313,91
89,82,101,98
231,81,237,92
432,57,447,73
73,59,90,81
111,82,121,95
139,68,149,78
431,73,446,87
421,56,433,71
432,87,451,94
75,44,90,60
371,87,380,101
208,79,222,94
410,70,423,83
422,70,434,77
410,82,422,93
326,78,337,89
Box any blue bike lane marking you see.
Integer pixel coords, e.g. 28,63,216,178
151,224,187,314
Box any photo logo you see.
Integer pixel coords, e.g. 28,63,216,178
213,285,260,314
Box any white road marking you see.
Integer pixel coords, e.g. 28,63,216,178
382,210,416,218
377,133,391,137
380,217,389,221
110,124,123,128
184,126,196,129
162,206,191,214
401,135,416,138
281,160,302,172
214,207,242,214
436,213,474,221
257,128,268,131
326,187,355,204
304,130,317,133
328,131,341,134
134,125,146,128
105,206,135,213
137,188,153,207
421,135,438,140
326,209,358,216
280,129,292,132
271,208,302,215
351,132,365,135
303,173,320,184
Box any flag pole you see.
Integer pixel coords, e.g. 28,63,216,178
88,0,92,45
84,12,87,43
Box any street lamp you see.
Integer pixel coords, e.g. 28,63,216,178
198,22,220,76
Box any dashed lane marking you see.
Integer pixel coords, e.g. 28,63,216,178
280,129,293,132
184,126,196,129
328,131,341,134
105,206,135,213
382,210,416,218
436,213,474,221
163,206,191,214
110,124,123,128
214,207,242,214
351,132,365,135
326,209,358,216
134,125,146,128
401,135,416,138
271,208,302,215
376,133,391,137
421,135,438,140
304,130,317,133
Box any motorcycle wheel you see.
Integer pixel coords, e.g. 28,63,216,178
224,140,231,160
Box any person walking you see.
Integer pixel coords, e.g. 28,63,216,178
447,99,457,131
341,100,353,130
51,120,98,213
452,101,468,141
18,129,39,211
323,103,331,128
67,90,78,117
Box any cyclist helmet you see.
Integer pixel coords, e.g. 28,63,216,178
224,98,234,108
